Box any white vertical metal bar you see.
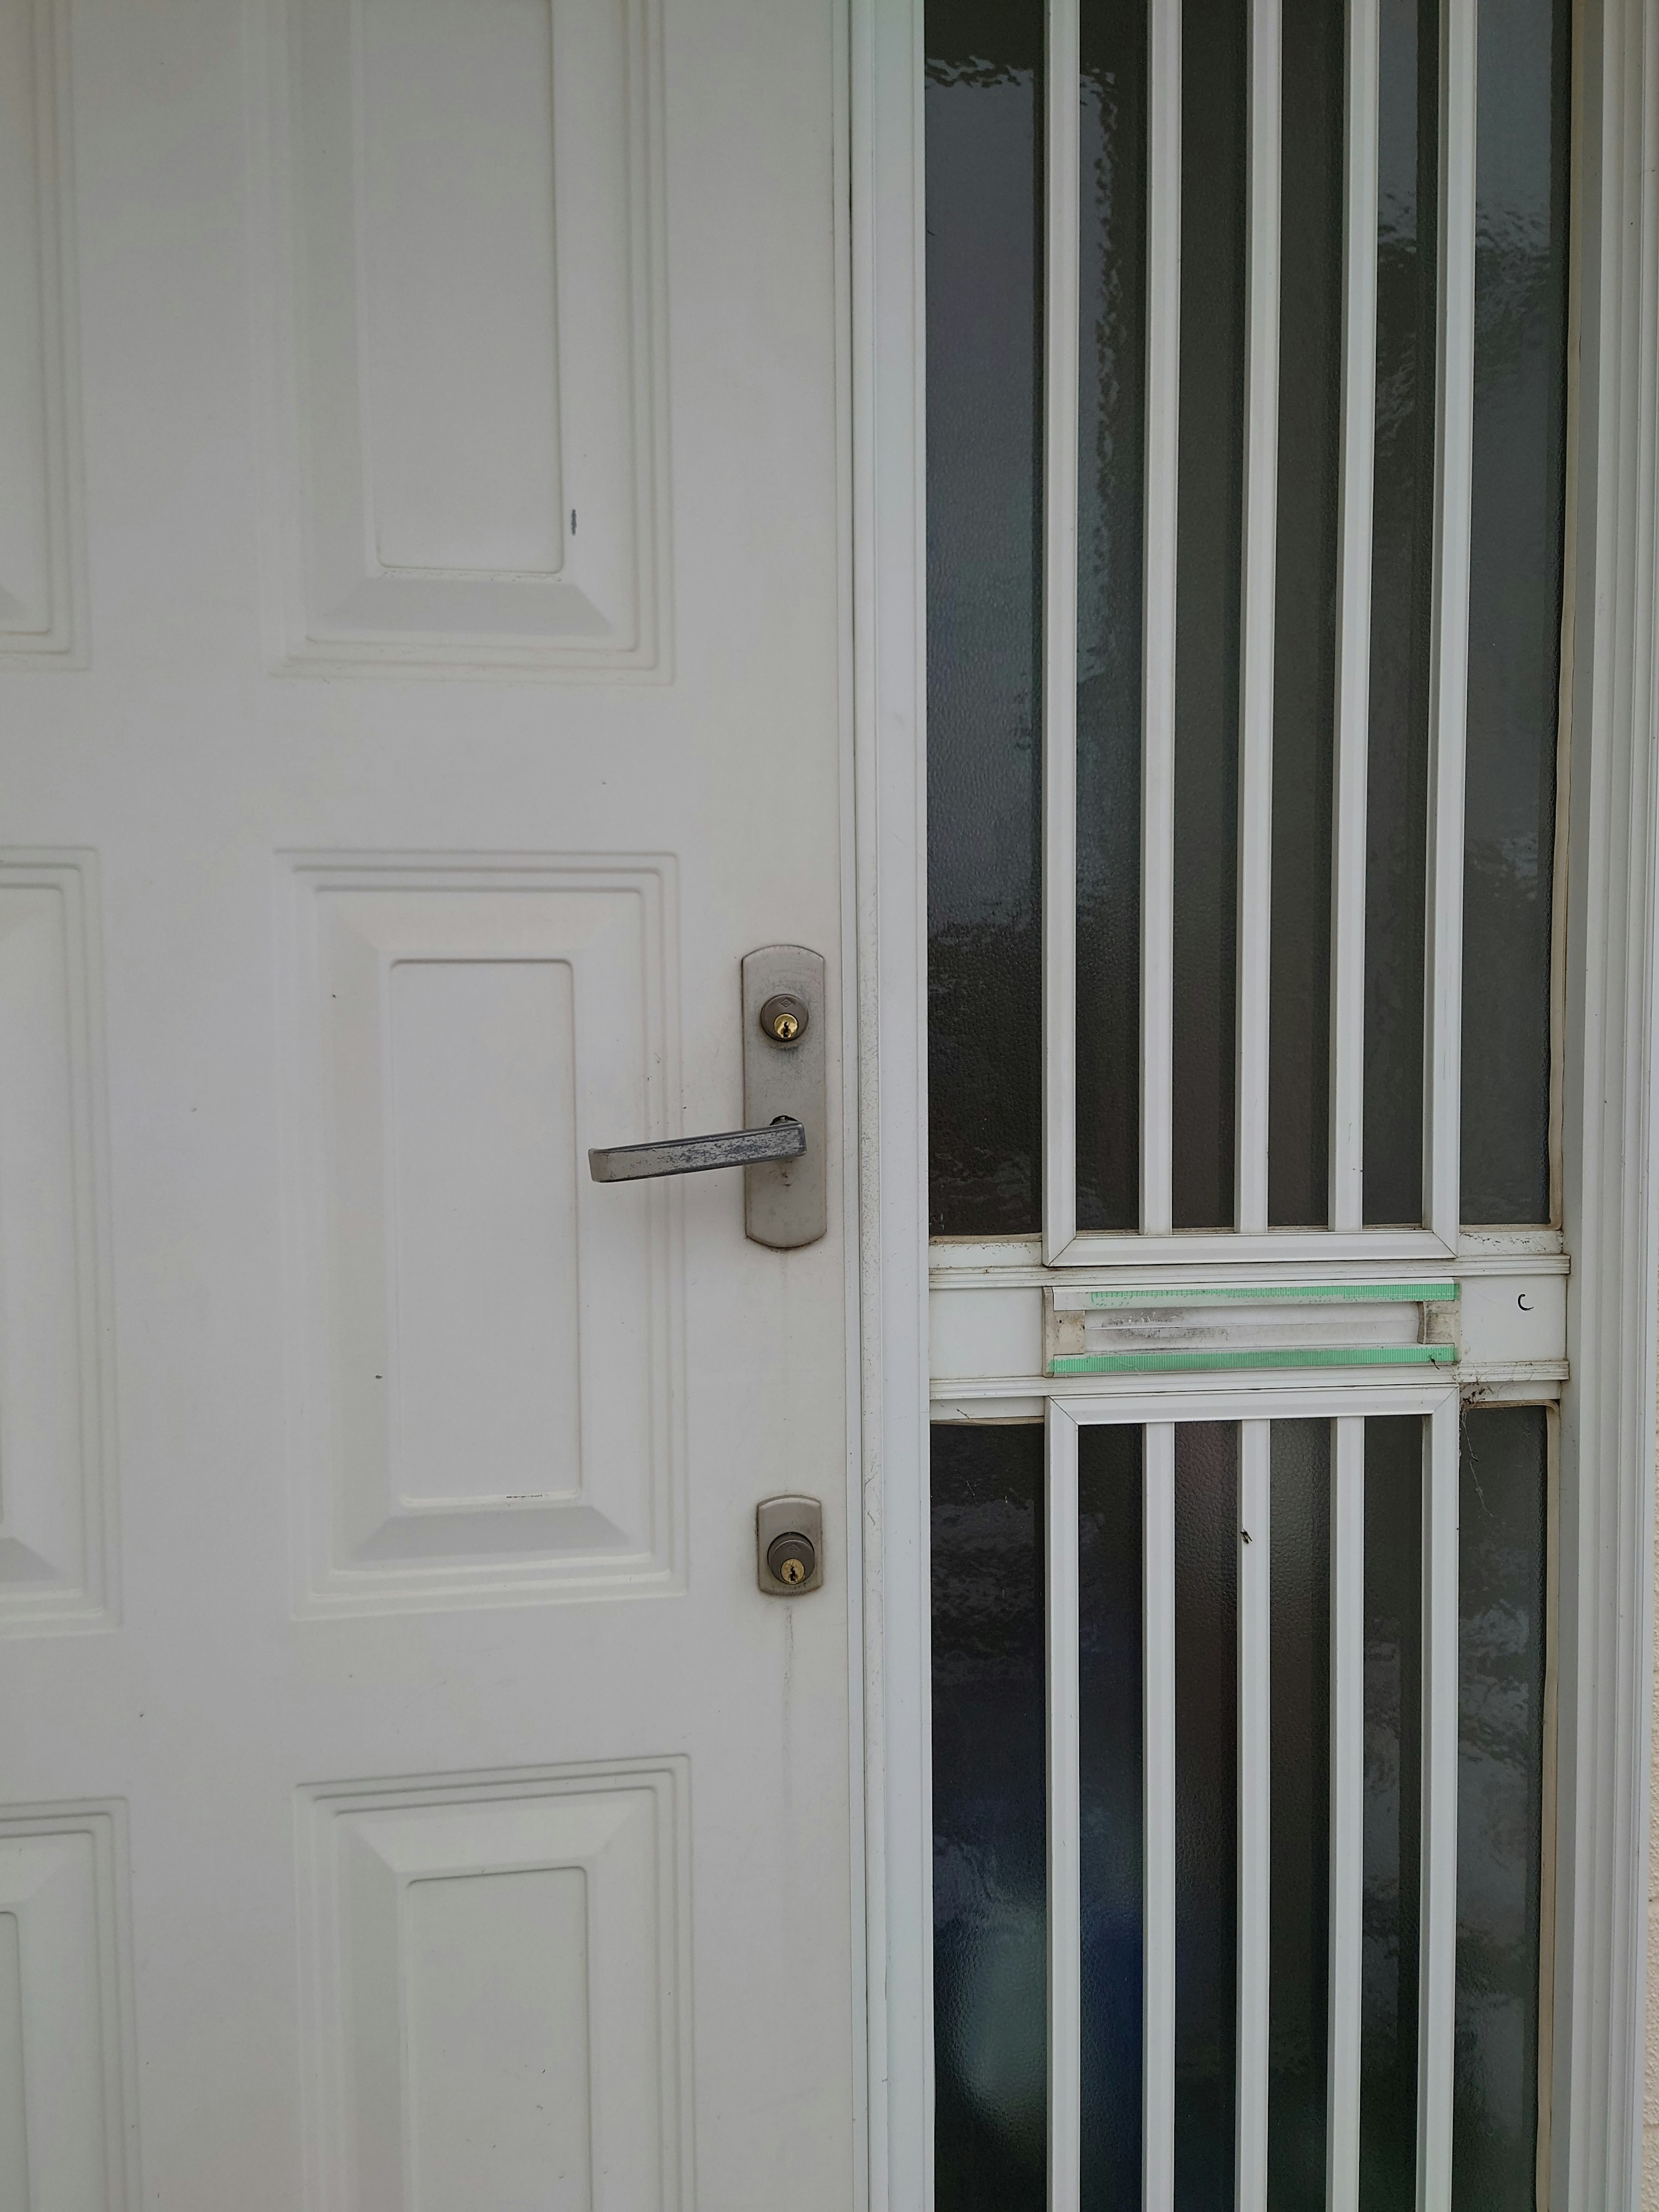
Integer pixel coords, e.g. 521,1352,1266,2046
1422,0,1476,1248
1326,1416,1366,2210
1233,0,1281,1235
1048,1406,1083,2211
1043,0,1083,1263
1143,1421,1177,2209
1140,0,1181,1238
1416,1394,1460,2208
1328,0,1380,1233
1235,1421,1272,2208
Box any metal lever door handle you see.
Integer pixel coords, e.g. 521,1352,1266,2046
588,1118,805,1185
586,944,824,1248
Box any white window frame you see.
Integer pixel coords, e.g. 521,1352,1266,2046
847,0,1659,2201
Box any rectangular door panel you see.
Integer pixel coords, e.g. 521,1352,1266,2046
0,855,115,1634
0,0,83,662
273,0,667,669
301,1764,689,2212
0,1806,137,2212
283,856,681,1611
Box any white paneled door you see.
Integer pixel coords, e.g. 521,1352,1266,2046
0,0,855,2206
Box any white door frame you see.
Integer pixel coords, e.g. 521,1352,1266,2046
847,0,1659,2203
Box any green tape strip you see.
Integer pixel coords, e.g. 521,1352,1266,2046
1080,1281,1456,1308
1049,1344,1458,1375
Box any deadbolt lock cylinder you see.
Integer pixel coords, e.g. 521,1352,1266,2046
758,992,809,1045
756,1494,824,1595
766,1532,816,1586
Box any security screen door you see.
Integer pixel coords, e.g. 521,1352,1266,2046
923,0,1569,2204
0,1,857,2207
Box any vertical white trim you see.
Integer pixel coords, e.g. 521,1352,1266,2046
1045,0,1083,1263
1326,1414,1366,2212
1415,1394,1461,2209
850,0,933,2202
1235,0,1282,1235
1422,0,1477,1246
1048,1405,1083,2209
1141,0,1182,1239
1329,0,1380,1234
1554,0,1659,2190
833,0,872,2187
1143,1419,1177,2209
1235,1420,1272,2209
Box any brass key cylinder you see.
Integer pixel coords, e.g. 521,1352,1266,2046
756,1494,824,1594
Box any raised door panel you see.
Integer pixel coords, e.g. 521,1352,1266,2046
299,1764,690,2212
0,1807,137,2210
0,0,84,663
281,855,682,1611
0,856,116,1633
271,0,667,674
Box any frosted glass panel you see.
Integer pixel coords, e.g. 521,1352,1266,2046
1268,0,1342,1227
1170,0,1246,1230
1360,1415,1423,2205
1268,1421,1332,2203
1459,0,1570,1224
1174,1420,1239,2202
1079,1422,1144,2200
1454,1407,1548,2201
925,0,1045,1237
932,1421,1047,2209
1075,0,1146,1233
1363,0,1437,1227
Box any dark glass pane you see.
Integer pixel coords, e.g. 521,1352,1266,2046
1175,1421,1239,2202
1171,0,1247,1230
1076,0,1147,1232
1364,0,1437,1225
1268,0,1342,1228
926,0,1045,1237
1454,1407,1548,2201
1459,0,1570,1224
1079,1423,1144,2201
1360,1416,1422,2207
1268,1421,1332,2206
932,1422,1047,2209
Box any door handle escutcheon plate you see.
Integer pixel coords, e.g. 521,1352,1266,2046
587,944,826,1248
741,946,826,1249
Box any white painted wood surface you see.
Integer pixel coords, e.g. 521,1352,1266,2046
0,2,858,2204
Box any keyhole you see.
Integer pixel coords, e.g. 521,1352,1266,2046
759,993,809,1046
766,1531,816,1588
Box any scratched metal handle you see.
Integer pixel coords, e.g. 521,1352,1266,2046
588,1118,806,1184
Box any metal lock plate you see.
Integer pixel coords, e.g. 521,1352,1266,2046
741,947,826,1249
756,1494,824,1595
